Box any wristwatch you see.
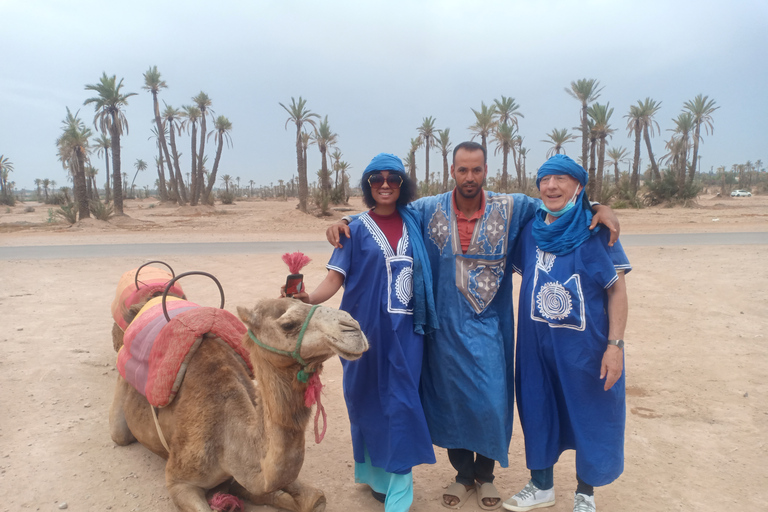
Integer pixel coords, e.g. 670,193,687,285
607,339,624,349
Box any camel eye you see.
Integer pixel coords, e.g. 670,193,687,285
279,319,301,332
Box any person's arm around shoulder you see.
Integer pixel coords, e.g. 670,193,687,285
288,270,345,305
326,215,359,249
601,271,628,391
590,204,621,246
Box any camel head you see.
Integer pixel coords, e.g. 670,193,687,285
238,298,368,376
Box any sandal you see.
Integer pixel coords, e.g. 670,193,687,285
442,481,476,509
475,481,502,510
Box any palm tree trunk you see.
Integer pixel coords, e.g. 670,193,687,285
204,136,223,201
74,152,90,219
588,136,597,198
320,147,329,198
424,142,430,186
168,125,187,205
595,136,606,201
189,122,199,206
442,151,449,192
581,102,589,168
296,123,308,213
110,122,124,215
630,124,642,197
642,126,660,182
688,124,701,185
197,113,207,204
409,150,416,182
151,92,170,202
613,162,620,189
501,143,509,192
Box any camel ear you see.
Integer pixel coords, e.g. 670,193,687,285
237,306,256,327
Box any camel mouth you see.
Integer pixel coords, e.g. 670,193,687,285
329,329,368,360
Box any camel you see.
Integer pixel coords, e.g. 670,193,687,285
109,298,368,512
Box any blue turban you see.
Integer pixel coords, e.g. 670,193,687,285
532,154,597,255
363,153,406,178
536,154,588,189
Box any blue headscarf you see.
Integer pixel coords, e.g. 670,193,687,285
363,153,439,335
532,154,597,256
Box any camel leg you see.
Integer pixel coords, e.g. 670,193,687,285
282,480,326,512
109,377,136,446
112,322,124,352
166,481,211,512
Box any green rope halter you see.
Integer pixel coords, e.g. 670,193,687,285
247,304,320,383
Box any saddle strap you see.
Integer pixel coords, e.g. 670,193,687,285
151,405,171,453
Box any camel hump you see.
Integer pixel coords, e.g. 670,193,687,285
117,302,250,408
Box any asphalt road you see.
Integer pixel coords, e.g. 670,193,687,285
1,232,766,260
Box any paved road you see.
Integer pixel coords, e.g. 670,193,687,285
1,232,766,260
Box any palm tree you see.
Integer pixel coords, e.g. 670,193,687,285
625,103,644,197
492,122,516,191
94,133,112,203
192,92,213,204
204,115,233,203
83,72,137,215
142,66,171,201
56,107,92,219
130,159,147,198
220,174,232,194
436,128,453,192
469,102,497,153
606,146,629,188
312,115,338,198
493,96,524,127
587,102,614,200
330,149,343,189
566,79,603,169
34,178,42,201
181,105,202,205
542,128,576,157
161,104,187,204
42,178,51,202
684,94,719,184
408,138,421,182
0,155,14,203
417,116,438,186
86,166,99,201
279,97,319,213
668,112,695,191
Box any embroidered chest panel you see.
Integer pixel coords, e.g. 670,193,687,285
428,194,514,314
360,213,414,315
530,248,586,331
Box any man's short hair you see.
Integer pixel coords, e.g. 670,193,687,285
452,141,487,164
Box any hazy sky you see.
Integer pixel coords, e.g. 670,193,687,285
2,0,767,192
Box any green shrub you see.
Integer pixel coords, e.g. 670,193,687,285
56,203,78,224
218,190,235,205
90,200,114,221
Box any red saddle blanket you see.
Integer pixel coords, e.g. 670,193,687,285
111,266,186,331
117,297,252,407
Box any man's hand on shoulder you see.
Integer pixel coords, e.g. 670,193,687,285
590,204,620,246
326,219,351,249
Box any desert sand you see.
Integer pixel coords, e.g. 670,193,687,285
1,194,767,512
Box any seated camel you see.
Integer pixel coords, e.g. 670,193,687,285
109,297,368,512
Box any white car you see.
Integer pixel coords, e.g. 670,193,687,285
731,189,752,197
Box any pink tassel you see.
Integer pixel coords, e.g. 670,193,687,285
208,492,243,512
282,252,311,274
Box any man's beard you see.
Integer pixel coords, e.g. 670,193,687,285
456,178,485,199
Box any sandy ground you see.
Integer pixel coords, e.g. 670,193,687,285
1,194,767,512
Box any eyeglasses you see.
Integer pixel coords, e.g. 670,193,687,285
368,174,403,189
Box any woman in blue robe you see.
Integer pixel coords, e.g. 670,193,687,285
504,155,630,512
292,153,437,512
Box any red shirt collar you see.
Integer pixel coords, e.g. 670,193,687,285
452,189,486,221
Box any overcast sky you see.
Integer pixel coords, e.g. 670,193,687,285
2,0,766,192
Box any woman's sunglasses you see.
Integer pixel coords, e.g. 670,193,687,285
368,174,403,189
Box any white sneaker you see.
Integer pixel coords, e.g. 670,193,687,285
502,481,556,511
573,492,596,512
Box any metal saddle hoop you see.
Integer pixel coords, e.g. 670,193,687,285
134,260,176,291
161,271,226,322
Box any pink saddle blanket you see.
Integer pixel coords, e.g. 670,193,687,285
111,266,186,331
117,297,252,407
